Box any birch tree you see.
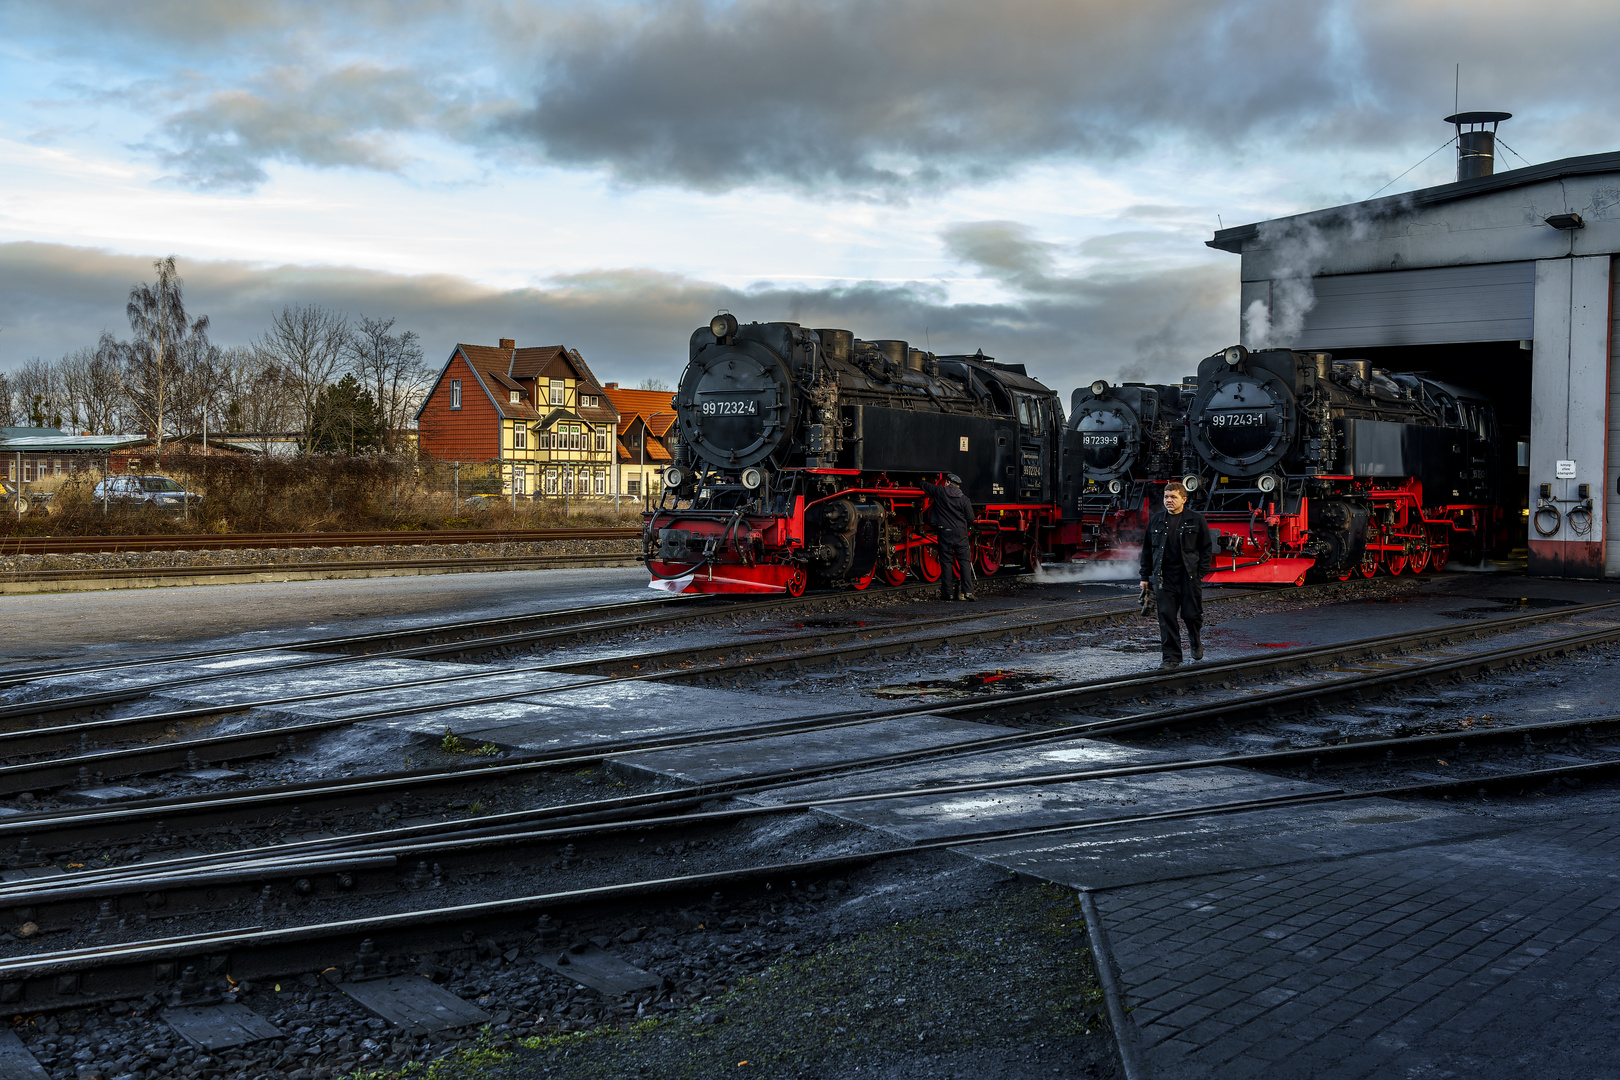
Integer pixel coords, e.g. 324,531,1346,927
345,315,429,452
120,256,212,449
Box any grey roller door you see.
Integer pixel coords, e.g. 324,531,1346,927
1285,262,1535,350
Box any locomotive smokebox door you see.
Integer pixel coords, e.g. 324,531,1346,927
680,324,796,468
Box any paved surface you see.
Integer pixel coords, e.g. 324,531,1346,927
967,800,1620,1079
0,566,655,669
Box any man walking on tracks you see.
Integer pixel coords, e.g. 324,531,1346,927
1139,481,1213,667
919,472,976,602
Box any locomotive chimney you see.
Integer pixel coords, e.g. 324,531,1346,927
1312,354,1331,381
906,348,928,373
1444,111,1511,181
815,329,854,364
873,340,910,370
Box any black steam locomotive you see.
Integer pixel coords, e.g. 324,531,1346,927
645,316,1069,594
1184,344,1505,582
1061,379,1189,558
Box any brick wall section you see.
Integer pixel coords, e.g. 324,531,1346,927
418,352,499,462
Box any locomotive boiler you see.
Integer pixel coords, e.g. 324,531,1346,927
1185,344,1504,583
644,316,1068,594
1060,379,1189,558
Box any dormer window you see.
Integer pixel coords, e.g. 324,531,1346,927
510,390,521,404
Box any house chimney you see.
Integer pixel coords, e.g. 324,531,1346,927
605,382,618,389
499,338,516,350
1444,111,1511,181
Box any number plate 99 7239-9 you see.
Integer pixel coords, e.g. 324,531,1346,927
699,400,759,416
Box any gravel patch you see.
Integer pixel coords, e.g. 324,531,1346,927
0,539,639,576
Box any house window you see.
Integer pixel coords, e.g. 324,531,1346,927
629,431,641,448
595,431,608,452
513,468,527,495
627,479,640,496
570,426,582,451
449,379,462,410
594,470,605,495
545,468,558,495
513,423,526,450
510,390,520,404
562,470,574,495
550,380,565,406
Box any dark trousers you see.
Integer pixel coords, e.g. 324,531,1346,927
939,537,975,599
1154,581,1202,662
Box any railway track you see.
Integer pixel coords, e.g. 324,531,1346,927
0,526,640,556
0,587,1603,856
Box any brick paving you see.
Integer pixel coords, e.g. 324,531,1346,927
1091,811,1620,1079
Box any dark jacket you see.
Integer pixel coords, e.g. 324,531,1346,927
1139,508,1214,590
917,479,976,542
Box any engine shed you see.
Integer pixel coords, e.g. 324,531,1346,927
1210,127,1620,579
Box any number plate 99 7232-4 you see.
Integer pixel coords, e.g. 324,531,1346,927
699,399,759,416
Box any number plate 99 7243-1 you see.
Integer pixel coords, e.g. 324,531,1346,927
1209,412,1266,428
699,399,759,416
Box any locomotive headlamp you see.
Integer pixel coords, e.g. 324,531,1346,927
1107,479,1123,494
710,313,739,339
1090,380,1109,396
1256,474,1278,493
1223,345,1248,366
1181,474,1201,492
740,466,764,489
662,466,685,489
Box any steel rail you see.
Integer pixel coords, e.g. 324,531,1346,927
0,591,1603,833
0,589,1133,757
14,707,1614,919
0,527,640,556
0,757,1612,1012
0,550,639,586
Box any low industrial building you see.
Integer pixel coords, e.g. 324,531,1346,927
1212,114,1620,577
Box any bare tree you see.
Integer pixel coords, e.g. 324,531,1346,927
14,357,65,429
120,256,212,449
59,337,128,434
0,371,14,426
256,304,349,451
637,377,672,392
345,316,429,452
218,345,298,448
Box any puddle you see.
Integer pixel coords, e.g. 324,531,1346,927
741,617,874,635
871,670,1054,699
1344,813,1424,825
1438,596,1580,620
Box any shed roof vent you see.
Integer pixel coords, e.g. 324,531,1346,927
1445,111,1511,182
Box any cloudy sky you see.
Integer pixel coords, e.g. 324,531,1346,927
2,0,1618,391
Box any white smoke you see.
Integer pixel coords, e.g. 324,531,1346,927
1240,201,1400,350
1033,552,1142,583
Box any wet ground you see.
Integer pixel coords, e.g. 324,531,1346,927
7,565,1620,1079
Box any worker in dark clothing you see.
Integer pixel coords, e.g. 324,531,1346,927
1138,482,1214,667
918,473,977,601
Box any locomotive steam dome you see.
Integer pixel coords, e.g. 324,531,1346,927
1188,349,1297,477
1069,389,1141,481
676,335,793,468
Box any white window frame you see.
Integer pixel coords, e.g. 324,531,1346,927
449,379,462,410
595,431,608,452
550,380,565,406
513,423,526,450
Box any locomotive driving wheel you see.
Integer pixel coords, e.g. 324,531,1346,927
1386,539,1408,576
913,542,943,583
974,533,1004,577
851,569,876,590
1407,527,1432,574
1427,523,1450,573
785,565,808,597
1358,532,1381,578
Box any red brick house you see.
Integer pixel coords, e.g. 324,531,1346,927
600,384,679,502
416,339,621,497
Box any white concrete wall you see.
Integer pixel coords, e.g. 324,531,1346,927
1529,256,1612,576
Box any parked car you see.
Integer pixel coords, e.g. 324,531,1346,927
93,475,203,508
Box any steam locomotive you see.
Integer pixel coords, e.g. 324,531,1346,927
642,315,1508,593
1061,380,1189,559
644,316,1072,594
1185,345,1505,584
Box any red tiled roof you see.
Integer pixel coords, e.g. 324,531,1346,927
616,439,633,461
602,387,677,435
509,346,565,379
644,440,672,462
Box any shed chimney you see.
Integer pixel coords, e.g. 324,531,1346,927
499,338,516,349
1445,111,1511,181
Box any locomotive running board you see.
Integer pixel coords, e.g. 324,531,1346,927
1202,557,1315,586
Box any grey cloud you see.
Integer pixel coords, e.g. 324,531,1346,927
0,240,1235,396
155,64,481,189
